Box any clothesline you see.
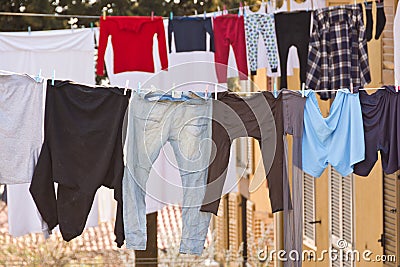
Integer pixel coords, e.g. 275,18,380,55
232,87,387,94
0,3,260,20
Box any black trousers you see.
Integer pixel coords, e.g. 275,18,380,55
274,11,311,89
30,80,130,247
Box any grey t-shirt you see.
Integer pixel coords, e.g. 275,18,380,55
0,72,44,184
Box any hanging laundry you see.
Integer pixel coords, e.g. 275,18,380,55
354,86,400,176
244,1,280,77
282,89,308,267
289,0,326,11
302,89,365,177
100,23,239,216
244,13,279,75
213,14,249,83
374,0,386,39
0,28,98,238
29,81,130,247
365,1,374,41
201,91,286,215
0,28,95,84
0,72,44,184
168,17,214,53
274,11,311,89
97,16,168,75
306,4,371,99
123,91,212,255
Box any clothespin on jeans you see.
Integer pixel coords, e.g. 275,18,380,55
170,11,173,20
350,82,354,94
396,80,399,93
214,84,218,100
51,70,55,86
301,82,305,97
35,69,42,83
273,77,278,98
124,80,129,95
204,11,207,19
205,85,209,99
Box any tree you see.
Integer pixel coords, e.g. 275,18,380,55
0,0,259,31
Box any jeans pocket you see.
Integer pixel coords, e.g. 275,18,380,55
133,101,169,130
183,117,209,137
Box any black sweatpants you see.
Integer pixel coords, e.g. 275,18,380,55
274,11,311,89
29,80,130,247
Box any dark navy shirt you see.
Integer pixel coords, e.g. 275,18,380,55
168,17,215,53
354,86,400,176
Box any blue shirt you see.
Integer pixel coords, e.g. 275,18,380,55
302,89,365,177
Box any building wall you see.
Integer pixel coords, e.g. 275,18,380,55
248,0,395,265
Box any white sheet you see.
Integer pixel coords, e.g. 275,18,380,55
0,28,99,237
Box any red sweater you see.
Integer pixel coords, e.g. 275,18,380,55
97,16,168,75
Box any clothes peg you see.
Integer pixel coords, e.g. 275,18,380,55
214,84,218,100
137,82,141,94
51,70,55,86
205,85,209,99
90,22,94,31
396,80,399,93
28,26,31,35
350,82,354,94
123,80,129,95
238,2,243,17
35,69,42,83
213,12,217,18
301,82,305,97
194,9,198,15
204,11,207,19
151,11,154,20
102,10,106,20
273,83,277,98
223,5,227,15
170,11,173,20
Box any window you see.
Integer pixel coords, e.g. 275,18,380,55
303,171,316,249
329,166,354,267
382,172,399,266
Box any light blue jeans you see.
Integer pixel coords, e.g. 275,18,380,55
123,91,212,255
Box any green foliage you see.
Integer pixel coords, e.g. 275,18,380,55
0,0,260,32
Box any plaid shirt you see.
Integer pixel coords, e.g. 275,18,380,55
306,4,371,99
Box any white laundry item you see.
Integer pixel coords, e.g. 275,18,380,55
100,20,238,215
0,29,95,84
289,0,326,11
98,187,117,223
394,4,400,84
7,184,99,237
0,28,99,237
